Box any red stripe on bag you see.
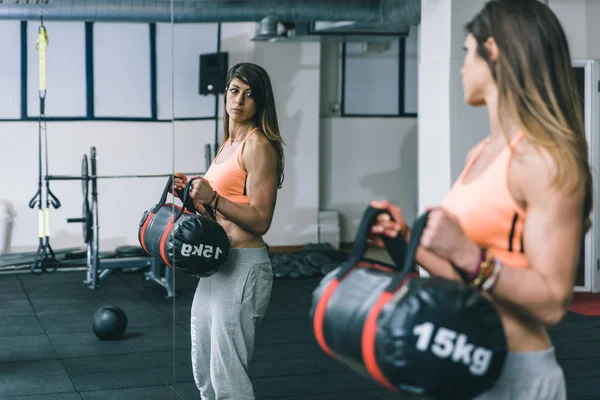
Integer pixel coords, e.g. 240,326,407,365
362,273,414,393
357,262,395,273
139,212,154,254
362,291,397,392
159,217,175,267
312,280,340,359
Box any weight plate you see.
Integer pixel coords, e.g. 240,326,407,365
83,198,93,244
305,252,332,269
81,154,89,198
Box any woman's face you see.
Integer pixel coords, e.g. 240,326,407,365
226,78,257,123
461,34,496,106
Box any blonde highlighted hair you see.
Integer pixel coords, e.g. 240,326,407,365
466,0,593,231
223,63,285,188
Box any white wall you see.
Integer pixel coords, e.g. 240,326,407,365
320,118,418,242
318,26,419,243
218,23,323,246
255,40,322,245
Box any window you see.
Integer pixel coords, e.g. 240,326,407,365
0,21,21,119
93,23,152,118
342,25,418,117
1,20,221,122
155,23,219,120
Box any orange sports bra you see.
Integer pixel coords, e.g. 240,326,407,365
203,128,259,205
441,132,529,268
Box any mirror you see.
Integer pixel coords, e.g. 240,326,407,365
168,14,224,397
0,2,177,398
169,8,322,397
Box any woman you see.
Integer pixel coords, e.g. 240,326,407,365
172,62,285,400
370,1,592,399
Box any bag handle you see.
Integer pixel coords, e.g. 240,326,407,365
152,175,178,213
175,178,217,221
152,176,216,222
336,205,407,277
383,210,430,292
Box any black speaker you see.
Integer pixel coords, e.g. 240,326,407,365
199,52,229,95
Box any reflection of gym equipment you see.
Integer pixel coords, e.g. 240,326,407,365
28,19,61,274
56,146,206,296
0,144,208,297
92,305,128,341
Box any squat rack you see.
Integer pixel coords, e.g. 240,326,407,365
38,145,207,296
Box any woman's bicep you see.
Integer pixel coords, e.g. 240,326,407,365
244,140,279,218
519,149,586,305
522,184,584,304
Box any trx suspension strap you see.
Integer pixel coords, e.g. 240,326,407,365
29,18,61,274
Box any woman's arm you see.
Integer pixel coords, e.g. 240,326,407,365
213,136,279,236
369,200,464,281
416,247,466,281
452,151,585,327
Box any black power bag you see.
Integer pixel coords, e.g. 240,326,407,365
310,206,508,400
138,176,230,278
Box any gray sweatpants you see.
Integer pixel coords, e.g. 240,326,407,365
190,247,273,400
474,347,566,400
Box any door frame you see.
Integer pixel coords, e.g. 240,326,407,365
572,59,600,293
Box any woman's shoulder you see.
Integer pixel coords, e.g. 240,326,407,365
510,136,585,199
241,128,277,161
511,138,556,176
245,128,275,150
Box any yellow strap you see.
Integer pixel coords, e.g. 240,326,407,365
36,26,49,92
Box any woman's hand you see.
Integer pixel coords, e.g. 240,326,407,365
420,207,480,271
368,200,409,248
367,202,467,281
189,176,217,205
170,172,188,198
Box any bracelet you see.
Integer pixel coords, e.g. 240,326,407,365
208,191,218,207
466,248,487,281
481,258,503,292
470,251,496,290
213,193,220,211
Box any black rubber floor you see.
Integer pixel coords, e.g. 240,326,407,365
1,261,599,399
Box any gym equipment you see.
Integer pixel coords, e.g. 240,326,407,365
310,207,507,400
0,247,82,272
81,154,89,199
115,245,147,258
28,20,61,274
269,243,344,280
24,146,195,296
92,305,128,340
271,253,294,278
46,168,207,184
139,176,230,278
68,193,93,244
69,154,93,243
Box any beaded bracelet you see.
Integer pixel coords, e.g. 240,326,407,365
208,191,218,207
470,251,498,291
481,258,503,292
466,248,487,281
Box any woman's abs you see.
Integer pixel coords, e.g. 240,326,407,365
217,216,265,249
496,301,552,352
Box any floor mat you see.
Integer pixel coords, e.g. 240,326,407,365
569,292,600,316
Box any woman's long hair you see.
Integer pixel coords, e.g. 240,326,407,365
223,63,285,188
466,0,593,231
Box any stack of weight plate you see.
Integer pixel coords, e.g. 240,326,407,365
270,243,343,279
